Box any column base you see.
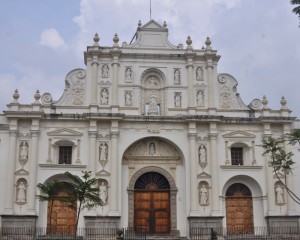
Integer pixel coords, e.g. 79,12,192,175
189,210,201,217
108,210,120,217
2,208,14,215
26,209,36,215
266,216,300,233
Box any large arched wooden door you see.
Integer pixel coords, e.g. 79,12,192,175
47,183,77,234
134,172,170,235
226,183,254,234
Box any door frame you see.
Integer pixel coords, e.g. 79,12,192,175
128,166,178,235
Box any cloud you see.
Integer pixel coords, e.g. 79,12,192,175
39,28,67,49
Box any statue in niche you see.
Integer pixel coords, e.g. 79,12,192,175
174,93,181,107
275,184,284,203
99,181,108,203
196,67,204,81
196,90,204,106
198,145,207,165
20,141,28,160
149,142,156,155
199,184,208,205
125,68,132,82
17,181,26,202
100,88,109,104
148,95,159,115
102,64,109,78
125,91,132,106
174,69,181,84
99,143,108,161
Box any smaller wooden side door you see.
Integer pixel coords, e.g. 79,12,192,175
47,190,77,234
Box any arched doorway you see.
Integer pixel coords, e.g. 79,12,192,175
47,182,77,234
226,183,254,234
134,172,170,234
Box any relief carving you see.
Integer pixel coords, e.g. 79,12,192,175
196,90,205,107
198,144,207,169
198,181,209,206
99,179,108,204
16,179,27,203
99,142,108,168
196,67,204,81
125,90,132,106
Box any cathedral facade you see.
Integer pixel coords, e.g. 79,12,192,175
0,20,299,237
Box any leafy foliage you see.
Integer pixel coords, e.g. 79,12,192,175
261,131,300,205
291,0,300,26
64,171,103,238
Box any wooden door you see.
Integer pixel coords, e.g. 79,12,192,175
134,172,171,235
47,190,77,234
226,183,253,234
134,191,170,234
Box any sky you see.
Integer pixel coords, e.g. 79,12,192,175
0,0,299,117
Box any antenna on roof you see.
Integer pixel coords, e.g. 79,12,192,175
150,0,152,20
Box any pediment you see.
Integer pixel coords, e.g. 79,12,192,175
15,169,29,176
47,128,83,137
96,169,110,177
197,172,211,179
141,20,166,32
223,131,256,139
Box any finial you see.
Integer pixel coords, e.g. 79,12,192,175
13,89,20,102
138,20,142,28
34,90,41,101
280,96,287,109
163,21,167,28
186,36,192,47
113,33,119,46
93,33,100,46
205,37,212,49
262,95,268,109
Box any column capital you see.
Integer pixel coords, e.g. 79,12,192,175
91,60,99,66
187,133,197,139
31,130,40,137
209,133,218,140
88,131,97,137
110,131,119,138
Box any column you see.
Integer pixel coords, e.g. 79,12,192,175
283,124,296,214
88,133,97,172
91,58,99,105
111,59,119,106
109,123,119,216
206,65,214,109
263,130,276,215
27,130,39,214
209,127,220,215
187,64,194,108
3,129,18,214
188,121,198,216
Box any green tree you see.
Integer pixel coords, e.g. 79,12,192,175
261,130,300,205
291,0,300,26
36,180,66,232
64,171,103,238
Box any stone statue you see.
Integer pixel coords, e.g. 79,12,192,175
125,68,132,82
199,185,208,204
149,142,156,155
20,141,28,160
276,185,284,203
125,91,132,106
199,145,207,164
102,64,109,78
99,143,108,161
196,67,203,81
17,181,26,202
196,90,204,106
175,93,181,107
174,69,181,84
99,182,108,203
100,89,109,104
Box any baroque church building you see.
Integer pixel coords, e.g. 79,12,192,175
0,20,299,238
